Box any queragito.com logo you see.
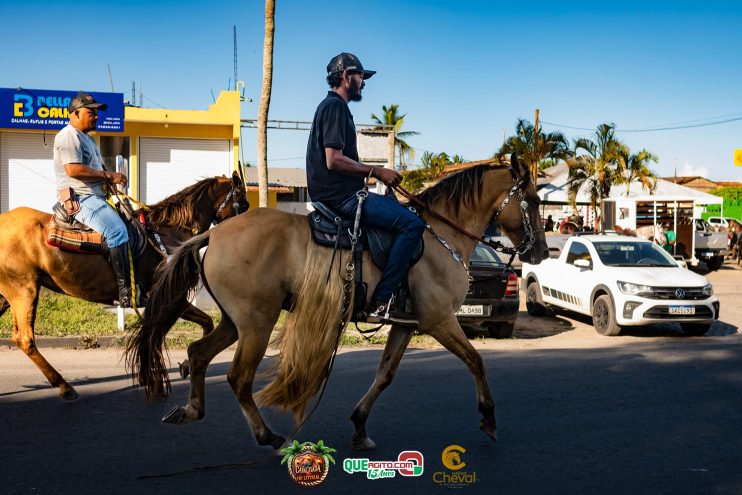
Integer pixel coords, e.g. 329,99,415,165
343,451,424,479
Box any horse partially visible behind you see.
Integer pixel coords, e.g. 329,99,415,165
127,155,549,450
0,172,248,399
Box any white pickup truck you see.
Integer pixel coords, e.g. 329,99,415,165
521,234,719,336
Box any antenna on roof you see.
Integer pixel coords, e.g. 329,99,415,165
107,64,115,92
234,25,238,90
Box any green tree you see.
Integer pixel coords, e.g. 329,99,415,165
567,123,625,229
618,147,658,195
400,150,451,192
495,118,572,180
371,104,420,170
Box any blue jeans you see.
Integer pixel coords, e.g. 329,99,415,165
333,191,426,303
76,194,129,248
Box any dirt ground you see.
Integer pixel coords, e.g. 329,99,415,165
466,261,741,351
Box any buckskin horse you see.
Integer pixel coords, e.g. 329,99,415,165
0,172,248,400
127,155,548,450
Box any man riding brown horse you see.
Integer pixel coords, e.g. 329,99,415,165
53,92,133,308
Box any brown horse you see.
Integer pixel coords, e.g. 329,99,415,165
0,172,248,400
127,155,549,450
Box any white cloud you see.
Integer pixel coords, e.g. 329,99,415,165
678,161,709,178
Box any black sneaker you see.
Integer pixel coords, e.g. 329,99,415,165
367,297,418,326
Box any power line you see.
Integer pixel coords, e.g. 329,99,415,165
541,114,742,133
141,94,168,109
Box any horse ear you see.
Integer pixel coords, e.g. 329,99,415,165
510,153,528,180
232,169,242,185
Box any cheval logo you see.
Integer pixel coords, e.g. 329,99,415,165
433,444,477,487
343,451,424,479
279,440,335,487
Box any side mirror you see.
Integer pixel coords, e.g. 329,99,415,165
574,259,592,269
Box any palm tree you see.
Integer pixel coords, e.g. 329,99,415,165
567,123,625,229
257,0,275,207
618,147,658,195
495,118,573,181
400,150,451,192
371,104,419,170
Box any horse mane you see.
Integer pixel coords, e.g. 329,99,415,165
414,163,507,216
145,177,223,231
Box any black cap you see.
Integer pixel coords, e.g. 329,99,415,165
68,92,108,113
327,52,376,79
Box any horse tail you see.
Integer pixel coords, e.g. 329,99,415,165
125,231,211,399
254,240,354,422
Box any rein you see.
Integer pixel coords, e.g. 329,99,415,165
393,169,536,267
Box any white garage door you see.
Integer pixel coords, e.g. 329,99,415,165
0,132,58,213
138,137,231,204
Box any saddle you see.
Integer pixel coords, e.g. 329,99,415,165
46,201,148,258
308,200,424,319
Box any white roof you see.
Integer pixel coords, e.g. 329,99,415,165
538,166,722,205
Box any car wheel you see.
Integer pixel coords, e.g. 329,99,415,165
680,322,710,336
592,295,621,336
706,257,724,271
526,281,546,316
489,321,515,339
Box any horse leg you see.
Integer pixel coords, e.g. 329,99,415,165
162,312,237,425
427,315,497,441
0,294,9,317
175,303,217,379
227,320,286,451
9,287,78,400
350,325,414,450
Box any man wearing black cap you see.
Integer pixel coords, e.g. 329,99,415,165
53,92,133,308
306,53,426,324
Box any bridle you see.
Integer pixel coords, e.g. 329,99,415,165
394,165,538,267
213,180,246,225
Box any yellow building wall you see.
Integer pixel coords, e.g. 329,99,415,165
247,190,277,208
97,91,243,200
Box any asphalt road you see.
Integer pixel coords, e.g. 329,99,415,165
2,336,741,495
1,266,741,495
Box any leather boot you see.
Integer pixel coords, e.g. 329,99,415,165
109,245,132,308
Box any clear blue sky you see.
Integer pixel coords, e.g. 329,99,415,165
2,0,741,180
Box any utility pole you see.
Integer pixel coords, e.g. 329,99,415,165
233,25,238,91
533,108,540,180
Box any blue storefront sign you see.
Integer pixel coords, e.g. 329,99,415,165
0,88,124,132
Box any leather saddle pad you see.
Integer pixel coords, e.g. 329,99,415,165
307,206,424,270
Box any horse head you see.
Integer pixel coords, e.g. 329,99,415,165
212,171,249,225
495,154,549,264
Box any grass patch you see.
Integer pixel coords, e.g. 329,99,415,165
0,291,439,349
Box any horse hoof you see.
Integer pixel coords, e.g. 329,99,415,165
178,361,190,380
480,419,497,442
162,406,186,424
352,437,376,450
60,387,79,401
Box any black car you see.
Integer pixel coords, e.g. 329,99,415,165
456,243,520,338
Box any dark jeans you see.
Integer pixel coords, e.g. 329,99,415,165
333,191,426,303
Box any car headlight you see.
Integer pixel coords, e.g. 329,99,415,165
617,281,653,295
702,283,713,296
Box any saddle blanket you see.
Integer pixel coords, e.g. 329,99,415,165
46,217,104,255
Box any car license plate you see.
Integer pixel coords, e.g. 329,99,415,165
456,305,486,316
669,305,695,315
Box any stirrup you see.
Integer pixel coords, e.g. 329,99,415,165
367,296,417,326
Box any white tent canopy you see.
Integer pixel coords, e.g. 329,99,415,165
538,163,723,205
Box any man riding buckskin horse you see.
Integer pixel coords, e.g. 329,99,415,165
306,53,425,324
53,92,132,308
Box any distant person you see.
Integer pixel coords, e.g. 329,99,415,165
545,215,554,232
53,92,131,307
663,222,676,254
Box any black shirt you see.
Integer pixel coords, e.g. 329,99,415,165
306,91,364,205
